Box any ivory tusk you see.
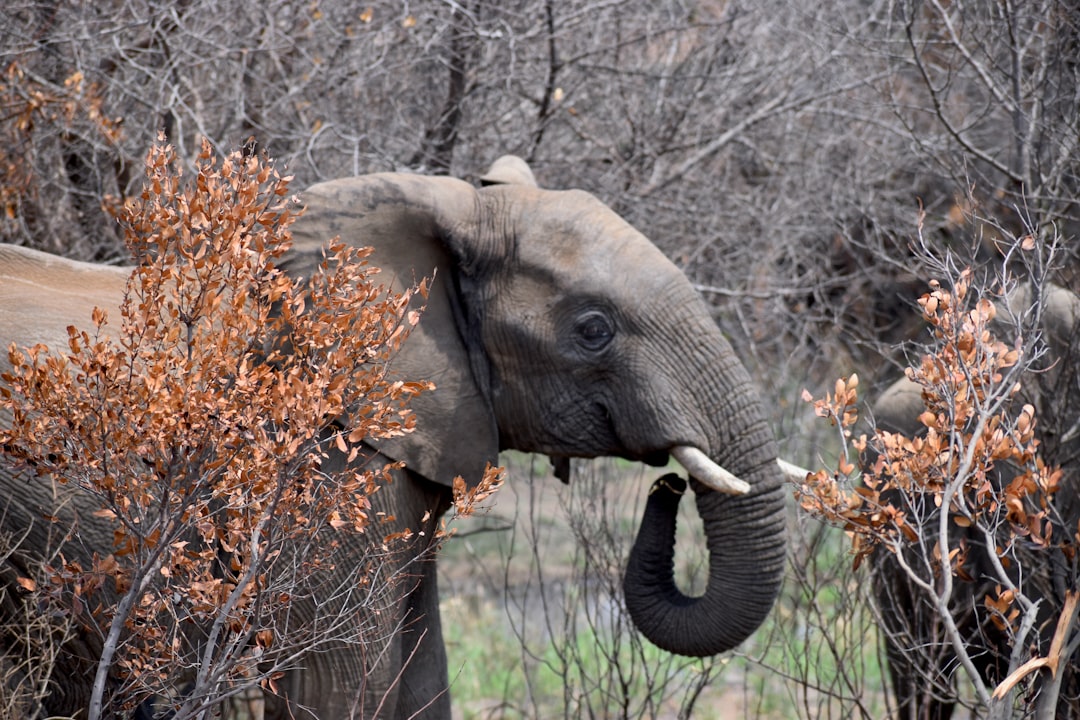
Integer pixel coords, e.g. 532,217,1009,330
778,458,813,482
671,446,750,495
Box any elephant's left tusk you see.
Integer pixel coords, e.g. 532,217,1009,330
778,458,812,482
671,446,750,495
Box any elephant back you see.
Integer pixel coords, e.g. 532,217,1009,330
0,244,129,366
0,243,129,714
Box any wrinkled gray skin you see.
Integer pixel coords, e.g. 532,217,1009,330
0,166,786,719
870,283,1080,720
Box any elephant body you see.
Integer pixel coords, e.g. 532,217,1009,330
869,283,1080,719
0,167,786,718
0,247,131,715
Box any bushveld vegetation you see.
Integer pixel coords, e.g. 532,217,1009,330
0,139,501,717
799,228,1080,718
2,0,1079,717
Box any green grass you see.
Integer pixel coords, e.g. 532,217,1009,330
441,593,732,720
441,594,534,718
438,456,893,720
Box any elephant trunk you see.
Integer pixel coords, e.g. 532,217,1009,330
622,433,786,656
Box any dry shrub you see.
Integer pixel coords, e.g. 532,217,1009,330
0,137,436,719
798,230,1080,717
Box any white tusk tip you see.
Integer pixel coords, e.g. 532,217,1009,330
777,458,812,482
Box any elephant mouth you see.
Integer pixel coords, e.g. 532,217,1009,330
551,449,670,484
641,449,669,467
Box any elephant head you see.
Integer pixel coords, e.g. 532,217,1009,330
284,172,788,657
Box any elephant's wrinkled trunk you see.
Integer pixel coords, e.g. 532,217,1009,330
622,449,786,656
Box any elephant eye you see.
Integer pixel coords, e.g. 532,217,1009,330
575,312,614,352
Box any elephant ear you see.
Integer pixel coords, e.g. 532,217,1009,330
284,173,498,489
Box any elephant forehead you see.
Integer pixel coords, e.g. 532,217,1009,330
517,211,682,289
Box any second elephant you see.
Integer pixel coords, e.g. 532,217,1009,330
869,282,1080,719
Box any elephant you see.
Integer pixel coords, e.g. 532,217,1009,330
867,282,1080,719
0,165,789,719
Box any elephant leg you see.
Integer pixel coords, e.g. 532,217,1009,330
260,572,409,720
353,473,451,720
260,461,452,720
393,552,450,719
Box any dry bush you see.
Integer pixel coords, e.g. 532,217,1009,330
0,59,123,258
798,228,1080,718
0,138,457,719
0,522,79,719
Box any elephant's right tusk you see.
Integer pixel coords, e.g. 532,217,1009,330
671,446,750,495
778,458,812,482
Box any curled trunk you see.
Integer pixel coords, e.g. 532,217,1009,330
622,458,786,656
